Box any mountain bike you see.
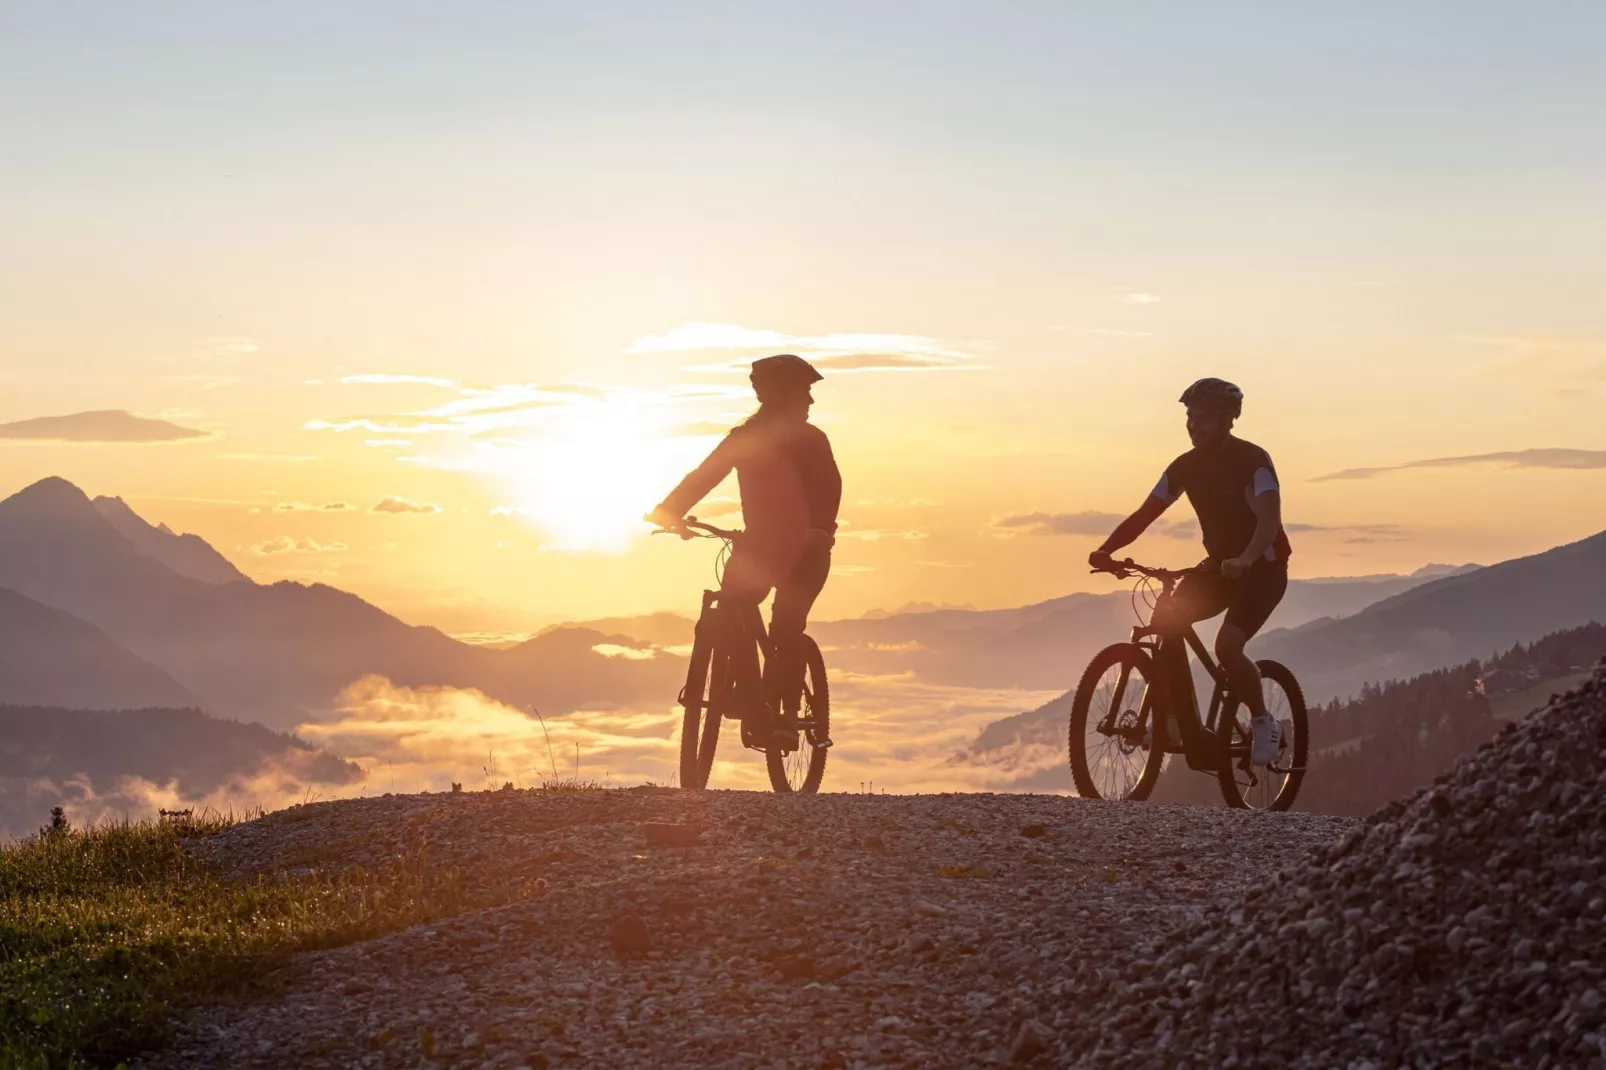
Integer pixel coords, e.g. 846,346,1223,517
658,518,830,794
1068,558,1309,810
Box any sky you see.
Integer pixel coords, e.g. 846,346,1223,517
3,2,1605,634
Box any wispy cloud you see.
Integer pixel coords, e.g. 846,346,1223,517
1119,292,1162,305
373,496,443,515
341,374,457,388
0,410,210,443
836,529,928,542
217,453,320,463
273,501,353,513
993,510,1196,539
197,336,260,360
162,374,241,390
1284,522,1408,543
1312,448,1606,482
628,322,983,374
249,536,347,556
307,383,592,439
1085,328,1155,338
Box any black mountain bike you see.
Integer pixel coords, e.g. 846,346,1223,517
1068,558,1309,811
660,518,830,794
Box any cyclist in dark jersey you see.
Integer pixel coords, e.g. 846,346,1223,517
648,353,841,749
1089,377,1289,765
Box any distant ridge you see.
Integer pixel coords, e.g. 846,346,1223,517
0,585,197,709
93,494,250,584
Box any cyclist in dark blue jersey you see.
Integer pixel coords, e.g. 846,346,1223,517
1089,378,1289,765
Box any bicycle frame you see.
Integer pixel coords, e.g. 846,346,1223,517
1114,567,1236,774
690,585,774,713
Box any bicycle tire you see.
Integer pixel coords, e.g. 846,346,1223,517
1216,659,1308,811
766,636,829,794
1068,643,1164,801
677,622,715,790
694,649,729,789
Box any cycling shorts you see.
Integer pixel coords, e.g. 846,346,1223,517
1171,559,1288,639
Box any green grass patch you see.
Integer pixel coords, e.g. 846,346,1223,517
1,811,530,1068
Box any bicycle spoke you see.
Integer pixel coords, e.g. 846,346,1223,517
1084,661,1150,800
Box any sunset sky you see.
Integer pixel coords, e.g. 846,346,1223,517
4,3,1604,633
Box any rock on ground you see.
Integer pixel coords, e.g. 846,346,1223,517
1051,662,1606,1069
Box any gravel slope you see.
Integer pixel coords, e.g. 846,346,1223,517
146,790,1351,1069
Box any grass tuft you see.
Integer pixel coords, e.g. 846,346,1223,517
0,811,525,1068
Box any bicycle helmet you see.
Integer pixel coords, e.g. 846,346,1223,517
1179,377,1243,417
750,353,824,390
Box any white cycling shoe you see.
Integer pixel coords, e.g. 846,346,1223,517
1250,714,1281,765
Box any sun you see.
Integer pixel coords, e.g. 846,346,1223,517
504,393,716,552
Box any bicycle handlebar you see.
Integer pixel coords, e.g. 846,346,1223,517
1091,557,1216,581
650,515,742,542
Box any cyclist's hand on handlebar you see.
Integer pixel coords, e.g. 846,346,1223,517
645,506,691,538
1088,549,1128,577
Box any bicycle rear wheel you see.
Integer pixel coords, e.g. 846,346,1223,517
766,636,829,794
1068,643,1164,801
1217,659,1308,811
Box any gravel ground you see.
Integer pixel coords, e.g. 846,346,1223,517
143,789,1351,1069
1052,662,1606,1069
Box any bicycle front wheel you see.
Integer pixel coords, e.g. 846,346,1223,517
766,636,829,794
1217,659,1308,811
678,623,730,791
1068,643,1163,801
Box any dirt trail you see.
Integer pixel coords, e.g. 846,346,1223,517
145,789,1349,1069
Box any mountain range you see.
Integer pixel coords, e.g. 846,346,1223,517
0,478,681,728
957,528,1606,787
3,473,1604,772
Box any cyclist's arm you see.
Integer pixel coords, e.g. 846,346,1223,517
1092,494,1171,560
1231,480,1282,565
654,433,740,522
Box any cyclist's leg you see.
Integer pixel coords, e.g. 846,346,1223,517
1214,560,1289,719
767,544,831,732
1154,568,1231,747
721,550,773,718
1155,565,1230,635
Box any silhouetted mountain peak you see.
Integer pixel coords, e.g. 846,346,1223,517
92,494,249,585
2,476,101,523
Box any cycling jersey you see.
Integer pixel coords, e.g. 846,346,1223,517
1151,436,1292,562
658,415,842,574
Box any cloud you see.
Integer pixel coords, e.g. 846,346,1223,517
628,322,983,374
162,374,240,390
1119,292,1162,305
1284,522,1408,543
341,374,457,387
1312,448,1606,483
1085,329,1155,338
836,529,928,542
273,501,354,513
306,383,593,440
217,453,320,463
666,420,737,438
249,536,348,555
373,496,443,515
0,410,210,443
198,336,260,359
992,511,1198,540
